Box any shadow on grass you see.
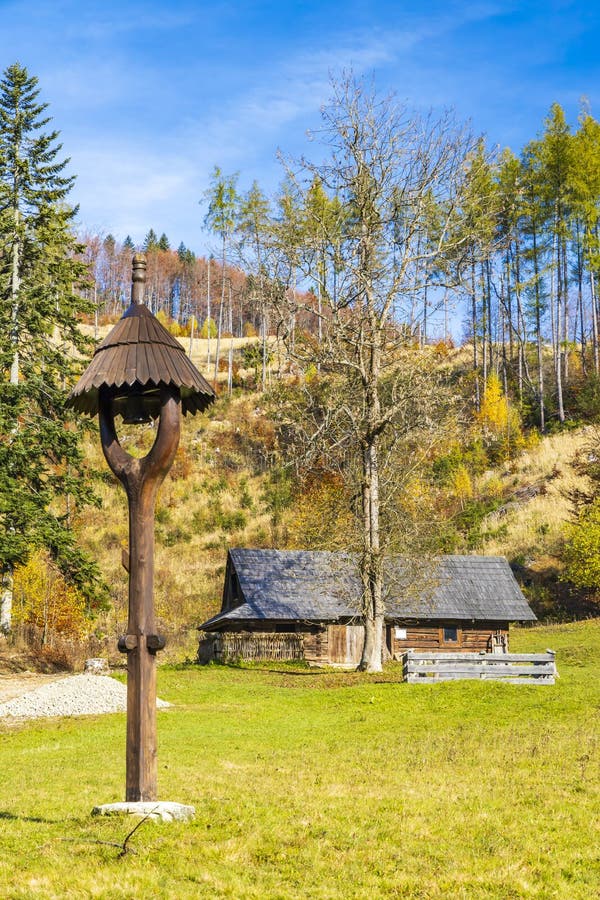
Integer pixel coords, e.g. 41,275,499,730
240,667,324,677
212,663,407,687
0,810,64,824
167,658,407,686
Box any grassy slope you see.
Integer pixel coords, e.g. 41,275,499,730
1,619,598,899
479,429,589,564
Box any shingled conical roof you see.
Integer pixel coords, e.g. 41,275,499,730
67,255,215,417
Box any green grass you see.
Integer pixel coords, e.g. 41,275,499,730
1,621,599,899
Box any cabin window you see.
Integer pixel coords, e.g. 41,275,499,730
443,627,458,643
227,570,240,608
395,627,407,640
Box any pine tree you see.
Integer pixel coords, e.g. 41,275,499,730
0,62,106,631
143,228,158,252
521,139,550,430
572,110,600,375
202,166,239,386
238,181,272,389
158,232,170,251
457,139,499,412
525,105,574,423
303,176,344,355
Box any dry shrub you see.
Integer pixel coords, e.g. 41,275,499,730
169,445,194,480
11,623,113,672
432,339,454,357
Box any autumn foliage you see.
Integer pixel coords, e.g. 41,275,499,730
13,551,89,640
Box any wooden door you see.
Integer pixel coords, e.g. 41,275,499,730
328,625,364,665
346,625,364,665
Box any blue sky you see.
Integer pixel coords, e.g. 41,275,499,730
1,0,599,255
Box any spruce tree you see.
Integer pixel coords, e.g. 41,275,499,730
0,62,106,631
238,180,272,389
203,166,239,384
143,228,158,252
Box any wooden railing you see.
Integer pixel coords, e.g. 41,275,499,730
198,632,305,663
403,650,557,684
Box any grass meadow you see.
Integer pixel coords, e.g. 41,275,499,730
1,619,599,899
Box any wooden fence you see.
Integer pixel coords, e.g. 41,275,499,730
198,632,305,663
402,650,557,684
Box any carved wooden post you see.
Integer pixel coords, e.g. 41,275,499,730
99,386,180,801
67,254,215,808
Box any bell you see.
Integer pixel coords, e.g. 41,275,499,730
112,387,161,424
122,393,152,425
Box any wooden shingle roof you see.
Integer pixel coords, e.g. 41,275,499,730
199,549,536,629
67,254,215,417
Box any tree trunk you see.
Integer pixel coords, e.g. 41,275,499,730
591,269,599,376
188,311,195,360
256,236,268,392
10,218,21,385
513,240,525,403
532,224,545,431
0,567,13,634
481,262,488,388
553,232,565,423
485,258,494,376
228,282,234,395
213,240,226,384
206,258,211,370
562,235,569,386
471,261,480,412
358,439,384,672
575,222,586,374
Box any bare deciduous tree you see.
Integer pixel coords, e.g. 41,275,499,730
272,75,480,671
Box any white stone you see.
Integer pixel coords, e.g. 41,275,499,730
91,801,195,822
84,658,110,675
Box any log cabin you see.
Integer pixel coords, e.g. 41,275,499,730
197,549,536,666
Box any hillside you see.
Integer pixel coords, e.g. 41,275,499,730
9,323,600,666
58,386,595,661
477,429,594,616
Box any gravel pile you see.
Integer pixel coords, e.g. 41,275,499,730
0,674,170,720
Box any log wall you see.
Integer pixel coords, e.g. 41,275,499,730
388,621,509,659
198,620,510,664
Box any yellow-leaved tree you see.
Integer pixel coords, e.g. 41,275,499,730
452,465,473,508
477,373,524,462
13,551,88,643
563,501,600,593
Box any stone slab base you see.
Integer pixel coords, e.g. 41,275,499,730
92,801,195,822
